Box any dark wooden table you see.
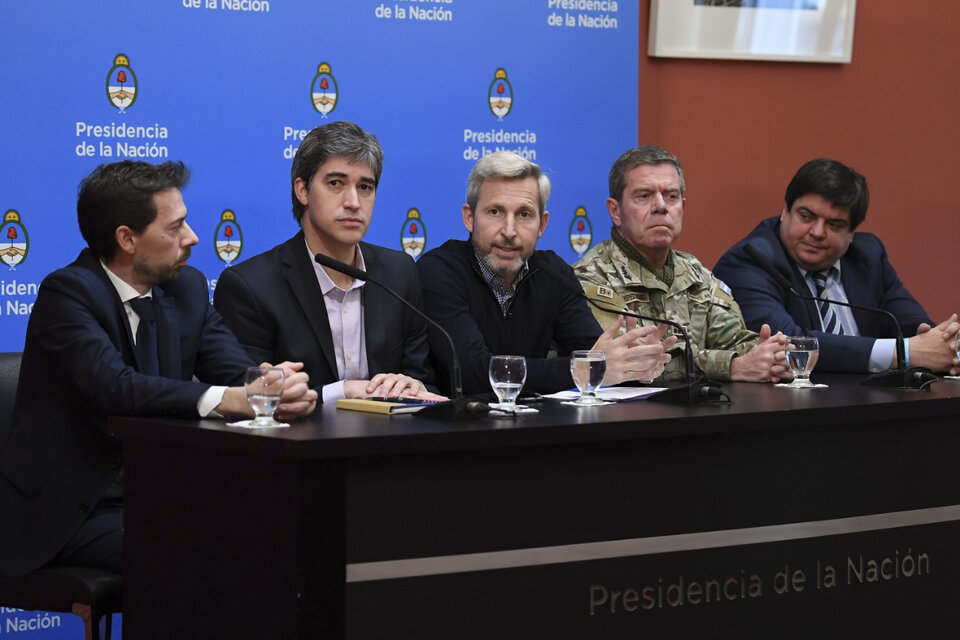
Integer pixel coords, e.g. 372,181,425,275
112,375,960,638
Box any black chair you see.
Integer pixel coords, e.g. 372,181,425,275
0,352,122,640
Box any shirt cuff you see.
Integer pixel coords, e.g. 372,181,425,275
322,380,346,404
868,338,896,373
697,350,735,382
198,386,228,417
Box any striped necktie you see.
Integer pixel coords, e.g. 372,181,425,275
811,268,843,335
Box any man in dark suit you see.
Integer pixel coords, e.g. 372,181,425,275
0,160,317,576
714,158,958,374
214,121,441,402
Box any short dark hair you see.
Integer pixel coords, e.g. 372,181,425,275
290,121,383,224
785,158,869,230
609,145,685,202
77,160,190,261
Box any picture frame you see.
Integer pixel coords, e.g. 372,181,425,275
648,0,857,63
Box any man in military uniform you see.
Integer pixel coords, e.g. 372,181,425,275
575,145,790,383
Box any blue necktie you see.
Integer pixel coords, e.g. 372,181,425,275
129,297,159,376
811,268,843,335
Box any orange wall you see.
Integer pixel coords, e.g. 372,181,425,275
637,0,959,322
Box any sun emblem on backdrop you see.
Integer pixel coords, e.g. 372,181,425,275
400,208,427,259
569,206,593,256
488,68,513,120
1,210,29,270
214,210,243,265
106,54,137,113
311,62,338,117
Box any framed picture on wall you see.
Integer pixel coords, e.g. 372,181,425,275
649,0,857,63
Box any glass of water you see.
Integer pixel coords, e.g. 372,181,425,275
570,350,607,406
785,336,819,388
488,355,527,412
244,366,286,426
948,332,960,379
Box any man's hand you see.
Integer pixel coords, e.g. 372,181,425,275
729,324,790,383
905,314,960,375
268,361,318,420
344,374,447,402
593,316,677,385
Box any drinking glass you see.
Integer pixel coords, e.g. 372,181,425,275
244,366,285,426
488,355,527,412
570,350,607,406
948,332,960,379
785,336,819,388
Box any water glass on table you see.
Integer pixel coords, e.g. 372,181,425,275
947,332,960,380
569,350,608,406
488,355,527,412
785,336,820,388
244,366,286,427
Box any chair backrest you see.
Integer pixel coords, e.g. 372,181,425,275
0,352,22,441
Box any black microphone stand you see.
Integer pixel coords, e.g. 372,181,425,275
584,297,727,405
534,260,726,404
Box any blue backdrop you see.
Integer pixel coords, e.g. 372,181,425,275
0,0,635,635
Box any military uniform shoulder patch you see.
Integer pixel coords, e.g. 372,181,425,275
623,291,650,305
595,284,614,299
713,279,737,306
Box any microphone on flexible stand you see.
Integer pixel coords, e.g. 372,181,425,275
314,252,464,399
535,259,726,404
742,244,936,390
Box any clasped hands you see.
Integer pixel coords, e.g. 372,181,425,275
219,361,317,420
593,316,677,385
903,313,960,375
730,324,791,383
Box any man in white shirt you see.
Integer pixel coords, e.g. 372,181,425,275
0,160,316,576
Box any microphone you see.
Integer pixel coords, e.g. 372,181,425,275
742,244,936,390
535,258,725,404
314,252,464,398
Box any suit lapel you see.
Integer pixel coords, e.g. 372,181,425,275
281,233,339,380
770,221,822,330
839,242,875,333
76,250,139,366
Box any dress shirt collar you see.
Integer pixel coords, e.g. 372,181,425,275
100,261,152,303
307,239,366,295
797,259,842,282
473,248,528,295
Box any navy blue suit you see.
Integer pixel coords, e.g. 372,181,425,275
713,217,931,373
213,232,435,395
0,249,253,575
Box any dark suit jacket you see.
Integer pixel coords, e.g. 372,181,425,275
713,216,931,372
0,250,253,575
213,232,435,395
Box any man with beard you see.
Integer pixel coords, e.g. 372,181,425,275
0,160,317,576
417,151,674,396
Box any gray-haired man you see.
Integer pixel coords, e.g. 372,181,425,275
417,151,673,396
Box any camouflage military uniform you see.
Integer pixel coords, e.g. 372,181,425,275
574,237,758,381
